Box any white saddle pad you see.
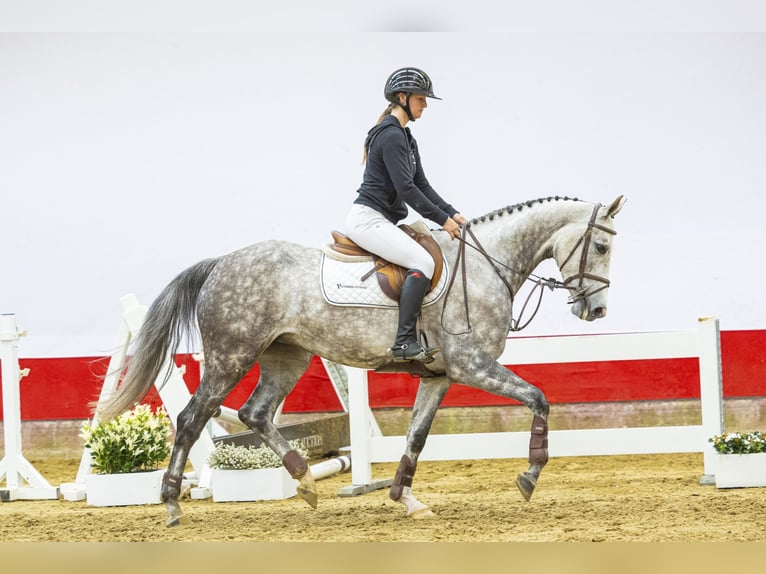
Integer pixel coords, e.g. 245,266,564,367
319,251,449,309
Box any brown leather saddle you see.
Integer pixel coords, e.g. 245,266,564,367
329,224,444,302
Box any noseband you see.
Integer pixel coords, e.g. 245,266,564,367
442,203,616,334
558,203,617,304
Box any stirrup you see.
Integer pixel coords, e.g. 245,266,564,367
390,342,439,364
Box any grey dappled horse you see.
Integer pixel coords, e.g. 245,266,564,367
99,195,626,525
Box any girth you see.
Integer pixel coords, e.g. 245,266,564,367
329,224,443,302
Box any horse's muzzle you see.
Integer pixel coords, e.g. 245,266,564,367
571,299,607,321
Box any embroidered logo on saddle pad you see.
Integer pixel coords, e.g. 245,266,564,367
319,254,449,309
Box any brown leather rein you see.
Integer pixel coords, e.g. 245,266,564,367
441,203,616,334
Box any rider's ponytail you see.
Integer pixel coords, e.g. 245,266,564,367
362,103,396,164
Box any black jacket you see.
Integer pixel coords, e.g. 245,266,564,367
354,115,457,226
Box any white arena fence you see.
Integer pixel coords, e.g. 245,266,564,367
344,317,724,487
1,299,725,498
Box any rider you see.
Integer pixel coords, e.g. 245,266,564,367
344,67,468,363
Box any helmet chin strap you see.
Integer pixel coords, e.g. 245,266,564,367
399,93,416,122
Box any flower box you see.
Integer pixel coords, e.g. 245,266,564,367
714,452,766,489
210,467,298,502
85,469,165,506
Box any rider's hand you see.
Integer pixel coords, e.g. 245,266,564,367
452,213,468,226
443,217,461,240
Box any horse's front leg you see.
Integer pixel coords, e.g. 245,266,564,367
451,357,550,502
390,376,451,519
515,412,549,501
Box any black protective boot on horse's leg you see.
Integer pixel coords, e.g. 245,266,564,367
390,269,439,363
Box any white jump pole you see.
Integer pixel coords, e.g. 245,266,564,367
0,314,59,501
310,455,351,480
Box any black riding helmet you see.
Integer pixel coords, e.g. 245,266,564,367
384,67,441,121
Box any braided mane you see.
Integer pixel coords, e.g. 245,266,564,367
469,195,582,226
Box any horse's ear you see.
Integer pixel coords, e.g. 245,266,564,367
606,195,626,219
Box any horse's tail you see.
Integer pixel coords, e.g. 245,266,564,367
97,258,220,421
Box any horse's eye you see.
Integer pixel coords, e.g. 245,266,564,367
595,243,608,255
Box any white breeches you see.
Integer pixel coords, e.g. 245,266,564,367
344,204,435,279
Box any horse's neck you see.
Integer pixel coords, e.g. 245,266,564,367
464,200,588,292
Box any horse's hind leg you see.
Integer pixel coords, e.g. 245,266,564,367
390,376,451,519
236,344,317,508
162,368,244,526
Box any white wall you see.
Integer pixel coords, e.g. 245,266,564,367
2,14,765,356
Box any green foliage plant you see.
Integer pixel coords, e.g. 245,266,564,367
81,404,172,474
709,431,766,454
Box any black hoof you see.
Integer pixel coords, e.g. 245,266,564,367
515,472,537,502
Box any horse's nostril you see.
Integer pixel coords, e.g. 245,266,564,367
593,307,606,318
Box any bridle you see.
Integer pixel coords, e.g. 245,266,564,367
441,203,616,334
558,203,617,304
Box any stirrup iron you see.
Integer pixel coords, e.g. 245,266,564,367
390,341,439,364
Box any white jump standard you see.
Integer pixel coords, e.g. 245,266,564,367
0,314,59,501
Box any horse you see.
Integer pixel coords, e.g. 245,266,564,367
98,194,626,525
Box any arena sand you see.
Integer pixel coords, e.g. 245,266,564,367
1,452,765,542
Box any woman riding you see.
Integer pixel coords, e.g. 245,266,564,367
344,67,468,363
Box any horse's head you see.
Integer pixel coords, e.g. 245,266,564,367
553,195,626,321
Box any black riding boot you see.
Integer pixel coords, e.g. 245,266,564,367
390,269,439,363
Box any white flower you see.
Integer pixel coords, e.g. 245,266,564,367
208,440,308,470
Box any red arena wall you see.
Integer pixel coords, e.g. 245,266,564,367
2,330,765,421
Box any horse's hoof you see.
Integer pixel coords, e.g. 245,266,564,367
515,472,537,502
409,507,434,520
165,501,184,526
298,485,318,509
